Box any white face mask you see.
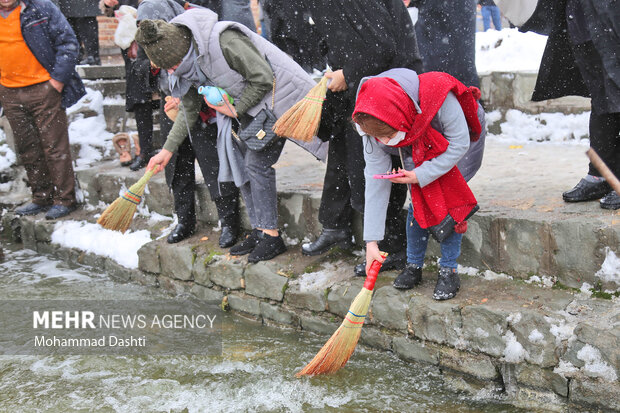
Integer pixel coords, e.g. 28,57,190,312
385,131,407,146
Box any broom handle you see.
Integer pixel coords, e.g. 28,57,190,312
363,252,388,290
587,148,620,194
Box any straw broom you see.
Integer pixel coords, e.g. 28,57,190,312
97,167,156,233
296,252,388,377
273,76,329,142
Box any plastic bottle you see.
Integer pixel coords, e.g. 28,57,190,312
197,86,234,106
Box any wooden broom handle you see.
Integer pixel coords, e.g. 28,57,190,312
586,149,620,194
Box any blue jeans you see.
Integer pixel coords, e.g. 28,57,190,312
481,5,502,31
406,204,462,269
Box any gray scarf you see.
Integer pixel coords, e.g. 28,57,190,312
168,43,207,98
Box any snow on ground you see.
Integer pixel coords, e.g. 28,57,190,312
50,220,152,269
595,248,620,286
576,344,618,382
476,28,547,73
290,262,354,292
0,128,15,174
66,88,114,169
488,109,590,144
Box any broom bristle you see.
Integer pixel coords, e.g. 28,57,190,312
296,287,373,376
97,169,155,233
273,76,328,142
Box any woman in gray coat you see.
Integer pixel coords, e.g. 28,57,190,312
135,8,327,262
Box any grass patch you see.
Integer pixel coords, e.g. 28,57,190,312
551,282,580,293
203,250,223,266
304,263,321,273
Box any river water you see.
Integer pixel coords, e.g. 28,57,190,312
0,244,528,412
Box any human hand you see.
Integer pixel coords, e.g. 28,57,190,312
147,149,172,174
325,69,347,92
389,168,419,184
104,0,118,7
164,96,180,112
49,78,64,93
365,241,385,276
205,99,237,118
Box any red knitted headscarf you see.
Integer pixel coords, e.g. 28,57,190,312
353,77,416,133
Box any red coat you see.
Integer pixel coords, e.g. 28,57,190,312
354,72,480,229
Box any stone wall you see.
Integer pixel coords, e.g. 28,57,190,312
4,213,619,412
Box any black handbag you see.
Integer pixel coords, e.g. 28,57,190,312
232,78,279,151
428,205,479,243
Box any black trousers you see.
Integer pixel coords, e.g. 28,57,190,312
133,101,157,158
67,17,99,60
163,117,239,228
571,41,620,178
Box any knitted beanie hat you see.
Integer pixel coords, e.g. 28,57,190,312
135,19,192,69
352,77,416,132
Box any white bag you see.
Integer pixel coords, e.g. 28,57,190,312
114,5,138,50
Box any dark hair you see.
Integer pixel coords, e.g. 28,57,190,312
352,112,397,137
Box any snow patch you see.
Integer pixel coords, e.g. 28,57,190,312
553,360,578,377
528,329,546,345
50,220,152,268
491,110,590,144
544,316,577,346
502,331,528,363
506,313,521,325
577,345,618,382
482,270,512,281
290,262,353,292
476,28,547,73
595,248,620,286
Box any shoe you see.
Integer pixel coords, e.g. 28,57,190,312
248,232,286,263
112,133,133,167
45,204,76,220
354,249,407,277
393,263,422,289
219,225,238,248
129,155,150,171
230,229,261,255
166,223,195,243
15,202,51,216
80,56,100,65
562,178,610,202
433,267,460,300
301,228,353,256
600,191,620,210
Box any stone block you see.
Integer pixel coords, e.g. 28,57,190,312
20,217,36,249
551,219,601,287
195,185,219,226
191,284,224,301
104,257,133,281
260,302,299,326
77,251,106,269
572,321,620,379
34,220,54,242
192,256,212,287
244,261,288,301
299,315,339,336
510,310,558,368
515,364,568,397
130,271,158,287
157,275,192,295
208,257,245,290
159,243,194,281
440,347,499,381
370,286,410,331
76,64,124,79
392,336,440,366
36,241,58,255
569,376,620,412
512,387,567,413
326,279,364,317
143,179,174,216
137,241,160,274
461,305,507,357
410,297,463,347
359,327,392,351
227,293,261,316
285,283,326,312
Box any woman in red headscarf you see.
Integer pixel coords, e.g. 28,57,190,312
352,68,485,300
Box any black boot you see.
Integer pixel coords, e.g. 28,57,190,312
167,223,195,244
301,228,353,256
219,224,238,248
230,229,261,256
248,232,287,263
562,178,610,202
600,191,620,210
354,250,407,277
393,263,422,289
433,267,460,300
129,154,151,171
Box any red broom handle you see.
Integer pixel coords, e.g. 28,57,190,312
363,252,388,290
